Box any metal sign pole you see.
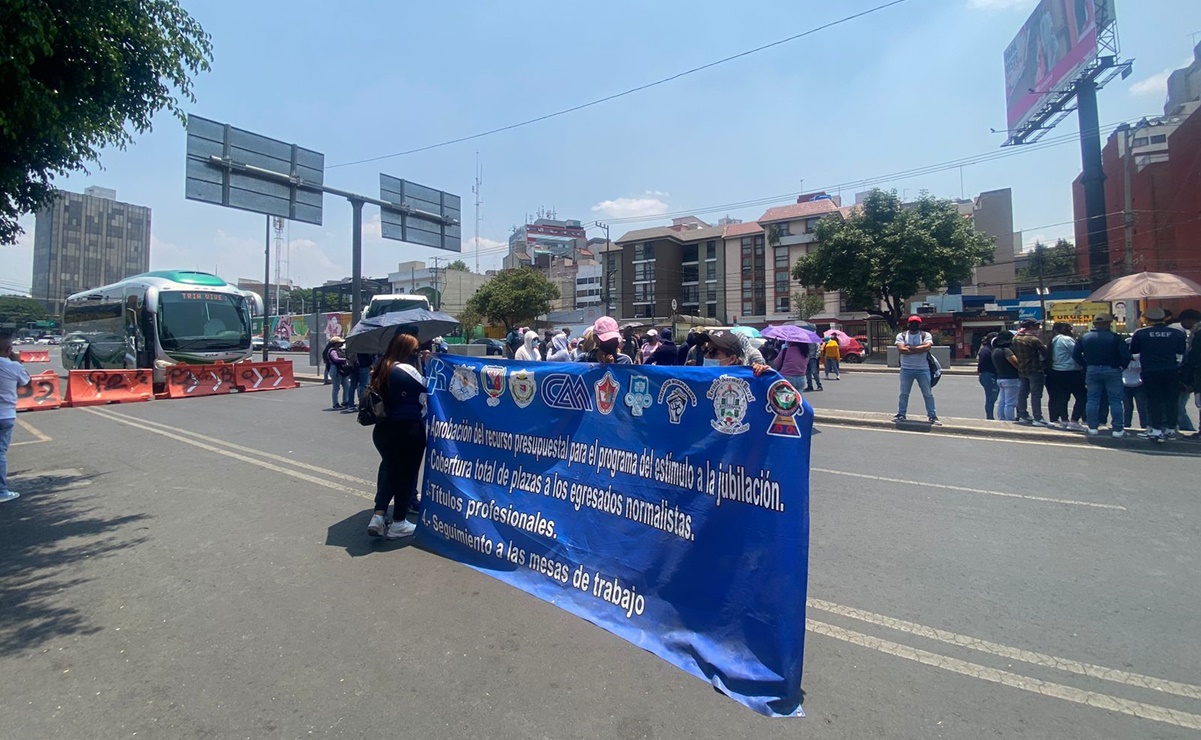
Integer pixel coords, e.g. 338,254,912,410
263,215,271,361
351,199,364,322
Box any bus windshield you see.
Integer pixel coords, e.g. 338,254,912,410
158,291,251,352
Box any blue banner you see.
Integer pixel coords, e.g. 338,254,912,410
416,356,812,717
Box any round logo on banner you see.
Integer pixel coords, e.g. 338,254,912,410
765,379,802,438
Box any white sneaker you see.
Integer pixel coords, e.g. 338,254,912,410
0,491,19,503
1032,419,1051,427
1068,422,1087,432
1112,430,1127,439
367,513,386,537
1086,428,1099,436
385,520,417,540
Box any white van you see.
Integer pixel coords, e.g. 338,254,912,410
363,294,431,320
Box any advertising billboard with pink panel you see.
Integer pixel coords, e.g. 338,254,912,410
1003,0,1112,132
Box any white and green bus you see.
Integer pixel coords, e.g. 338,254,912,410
62,271,264,384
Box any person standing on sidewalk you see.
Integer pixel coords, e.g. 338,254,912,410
1012,320,1050,427
822,336,842,380
1130,307,1187,442
325,336,351,410
0,334,32,503
991,330,1021,421
893,316,938,424
805,341,823,392
1121,341,1149,431
1169,308,1199,434
1046,323,1086,430
976,332,999,420
1073,314,1131,437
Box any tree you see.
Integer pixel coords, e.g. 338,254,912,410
793,292,825,321
1017,238,1079,284
445,260,470,272
464,269,559,333
0,295,50,327
0,1,213,243
793,189,995,329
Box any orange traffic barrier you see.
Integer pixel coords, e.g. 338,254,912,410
234,359,298,392
19,350,50,363
164,364,237,399
16,371,62,412
64,369,153,407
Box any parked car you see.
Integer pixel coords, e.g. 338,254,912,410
268,338,292,352
471,338,506,356
252,337,265,350
289,340,310,352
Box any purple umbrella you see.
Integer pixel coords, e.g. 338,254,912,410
761,324,822,344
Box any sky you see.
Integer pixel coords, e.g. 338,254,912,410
1,0,1198,296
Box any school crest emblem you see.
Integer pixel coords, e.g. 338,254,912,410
706,375,754,435
509,369,537,408
658,378,697,425
482,365,506,407
623,375,653,417
594,371,619,415
450,365,479,402
765,379,802,438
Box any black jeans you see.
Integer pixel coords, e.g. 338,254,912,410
1046,369,1085,423
1142,369,1179,431
1017,372,1046,421
372,419,426,517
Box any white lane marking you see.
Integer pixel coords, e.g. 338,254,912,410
82,408,373,502
88,407,375,487
811,468,1126,511
12,417,52,446
807,619,1201,731
808,598,1201,700
815,421,1108,450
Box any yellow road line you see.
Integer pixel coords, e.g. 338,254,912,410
82,408,372,502
11,417,52,447
87,407,375,487
807,619,1201,731
809,598,1201,700
811,468,1126,511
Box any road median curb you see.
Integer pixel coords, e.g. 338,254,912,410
814,409,1091,444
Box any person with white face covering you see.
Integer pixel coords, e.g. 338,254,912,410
701,330,773,376
546,332,571,362
514,330,541,362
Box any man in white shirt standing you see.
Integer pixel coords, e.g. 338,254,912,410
0,334,33,502
893,315,939,424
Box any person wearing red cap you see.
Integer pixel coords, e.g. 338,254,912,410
894,315,939,424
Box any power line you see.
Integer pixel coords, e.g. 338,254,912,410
326,0,911,168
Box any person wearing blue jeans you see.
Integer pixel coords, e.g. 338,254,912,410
325,336,351,409
976,332,999,419
1073,313,1131,437
893,316,938,423
805,343,823,392
1,335,33,503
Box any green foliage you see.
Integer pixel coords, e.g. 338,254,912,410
0,0,213,244
793,292,825,321
445,259,470,272
1017,239,1078,283
793,189,995,329
0,295,51,327
464,269,559,333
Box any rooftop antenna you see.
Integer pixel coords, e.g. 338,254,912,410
472,153,483,273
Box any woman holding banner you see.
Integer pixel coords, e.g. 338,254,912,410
366,333,427,540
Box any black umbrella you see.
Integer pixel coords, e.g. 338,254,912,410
344,308,460,355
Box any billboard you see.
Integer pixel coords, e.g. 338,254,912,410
1003,0,1113,132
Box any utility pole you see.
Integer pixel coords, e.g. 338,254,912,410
1034,243,1048,332
431,257,443,311
262,215,271,361
473,154,483,274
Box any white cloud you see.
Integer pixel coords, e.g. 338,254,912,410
591,196,670,219
644,190,670,197
1130,70,1171,98
967,0,1034,10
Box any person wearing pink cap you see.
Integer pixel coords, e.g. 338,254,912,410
579,317,633,364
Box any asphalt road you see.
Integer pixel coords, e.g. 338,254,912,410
3,382,1199,739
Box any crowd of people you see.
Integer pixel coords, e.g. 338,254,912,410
975,308,1201,441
